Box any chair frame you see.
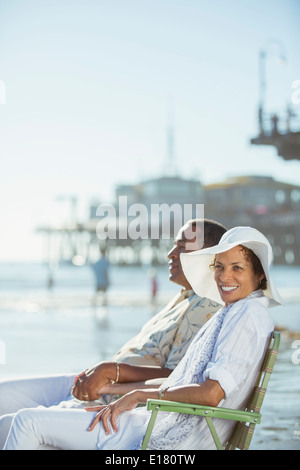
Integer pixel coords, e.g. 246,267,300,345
141,331,280,450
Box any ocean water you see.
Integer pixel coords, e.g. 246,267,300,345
0,262,299,450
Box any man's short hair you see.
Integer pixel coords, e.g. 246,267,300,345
189,218,227,249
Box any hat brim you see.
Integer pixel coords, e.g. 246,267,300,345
181,239,283,308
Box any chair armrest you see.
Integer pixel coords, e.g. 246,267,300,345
146,399,261,424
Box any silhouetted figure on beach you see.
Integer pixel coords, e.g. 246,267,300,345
92,248,110,306
150,269,158,306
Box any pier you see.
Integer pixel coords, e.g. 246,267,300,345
37,175,300,267
250,107,300,161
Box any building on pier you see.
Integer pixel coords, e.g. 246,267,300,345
37,174,300,267
204,175,300,265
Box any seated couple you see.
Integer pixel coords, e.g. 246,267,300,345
0,221,283,450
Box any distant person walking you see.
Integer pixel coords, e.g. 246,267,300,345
150,269,158,306
92,247,110,306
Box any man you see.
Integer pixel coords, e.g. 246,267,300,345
0,218,226,448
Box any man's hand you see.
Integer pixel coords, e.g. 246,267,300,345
72,362,171,401
72,363,115,401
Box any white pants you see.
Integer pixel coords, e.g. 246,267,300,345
2,403,153,450
0,374,77,449
3,405,152,450
3,406,99,450
0,375,150,450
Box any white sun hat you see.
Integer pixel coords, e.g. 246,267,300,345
180,226,283,308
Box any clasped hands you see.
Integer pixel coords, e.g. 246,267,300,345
72,362,114,402
72,362,165,435
72,362,130,435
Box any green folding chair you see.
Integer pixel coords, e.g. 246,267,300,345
141,330,280,450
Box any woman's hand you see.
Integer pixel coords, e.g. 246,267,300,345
86,390,142,434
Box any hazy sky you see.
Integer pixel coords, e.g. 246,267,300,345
0,0,299,261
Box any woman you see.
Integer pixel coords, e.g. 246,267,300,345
3,226,282,450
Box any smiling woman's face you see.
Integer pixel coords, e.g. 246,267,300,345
213,245,265,306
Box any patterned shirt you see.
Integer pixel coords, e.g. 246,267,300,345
112,291,221,370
